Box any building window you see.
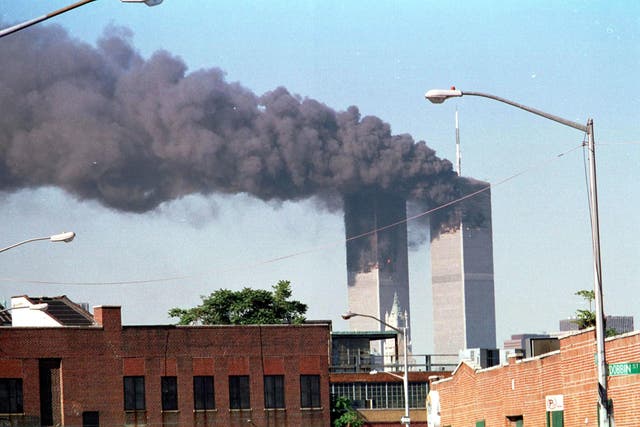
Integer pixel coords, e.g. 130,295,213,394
408,383,429,408
264,375,285,409
331,382,428,409
0,378,23,413
507,415,524,427
161,376,178,411
193,376,215,410
82,411,99,427
229,375,250,409
367,383,386,408
124,376,146,411
300,375,321,408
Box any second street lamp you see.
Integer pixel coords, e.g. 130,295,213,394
342,310,411,426
425,87,608,426
0,232,76,254
0,303,49,315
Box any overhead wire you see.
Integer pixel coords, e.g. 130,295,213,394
0,142,585,286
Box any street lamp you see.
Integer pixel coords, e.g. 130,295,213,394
0,0,162,39
0,303,49,315
425,87,608,426
0,232,76,254
342,310,411,426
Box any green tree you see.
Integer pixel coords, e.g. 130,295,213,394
169,280,307,325
573,289,617,337
331,396,364,427
574,289,596,330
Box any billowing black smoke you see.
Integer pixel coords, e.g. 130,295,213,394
0,25,473,229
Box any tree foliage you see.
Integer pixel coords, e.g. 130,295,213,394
573,289,617,337
168,280,307,325
331,396,364,427
574,289,596,330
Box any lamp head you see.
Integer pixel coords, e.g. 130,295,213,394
341,311,355,320
120,0,163,5
425,87,463,104
50,232,75,243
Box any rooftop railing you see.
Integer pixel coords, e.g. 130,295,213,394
330,352,458,373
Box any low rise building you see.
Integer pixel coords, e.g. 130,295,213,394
429,328,640,426
0,296,331,427
330,330,453,426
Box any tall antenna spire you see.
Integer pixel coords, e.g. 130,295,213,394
455,108,461,175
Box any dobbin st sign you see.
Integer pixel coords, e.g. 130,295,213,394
608,362,640,376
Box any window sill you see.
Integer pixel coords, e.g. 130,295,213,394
193,409,218,413
161,410,180,413
300,407,324,411
264,408,286,412
229,408,252,412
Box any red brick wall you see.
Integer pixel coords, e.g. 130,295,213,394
432,329,640,426
0,319,331,427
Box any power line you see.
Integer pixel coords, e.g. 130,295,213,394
0,143,584,286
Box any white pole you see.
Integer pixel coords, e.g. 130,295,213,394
587,119,609,426
403,322,410,425
342,311,411,425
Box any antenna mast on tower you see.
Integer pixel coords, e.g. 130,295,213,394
455,108,461,175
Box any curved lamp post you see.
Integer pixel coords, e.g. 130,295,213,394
0,303,49,315
342,310,411,426
0,232,76,254
425,87,608,426
0,0,162,39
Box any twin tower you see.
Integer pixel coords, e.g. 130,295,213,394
343,189,496,356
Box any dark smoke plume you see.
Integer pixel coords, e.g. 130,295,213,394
0,25,473,229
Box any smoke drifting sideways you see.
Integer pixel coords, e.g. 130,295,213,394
0,25,477,232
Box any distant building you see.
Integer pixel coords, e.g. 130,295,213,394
458,348,500,369
503,333,559,359
344,192,411,357
0,304,10,326
559,315,634,334
429,186,496,356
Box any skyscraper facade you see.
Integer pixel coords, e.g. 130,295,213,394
344,192,410,357
430,186,496,355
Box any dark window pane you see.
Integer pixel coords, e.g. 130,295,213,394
264,375,285,409
0,379,23,413
82,411,99,427
161,376,178,411
124,376,145,410
229,375,250,409
193,376,215,410
300,375,321,408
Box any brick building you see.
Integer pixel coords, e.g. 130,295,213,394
330,371,446,426
0,298,331,427
429,328,640,426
